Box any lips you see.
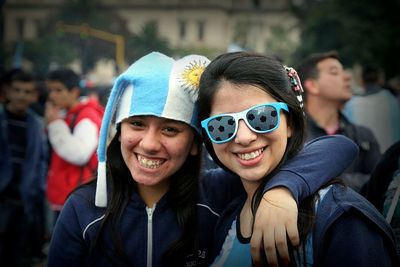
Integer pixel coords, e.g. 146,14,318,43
237,147,264,161
137,154,165,169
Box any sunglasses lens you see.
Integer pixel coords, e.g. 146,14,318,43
247,105,278,132
206,116,236,142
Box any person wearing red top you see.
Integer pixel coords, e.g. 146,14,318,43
44,68,104,225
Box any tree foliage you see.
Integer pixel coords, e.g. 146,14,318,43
24,34,77,76
21,1,171,75
125,21,171,63
292,0,400,79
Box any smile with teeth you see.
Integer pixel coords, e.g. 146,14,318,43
237,148,264,161
137,155,164,169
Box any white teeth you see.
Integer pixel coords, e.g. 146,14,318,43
237,148,264,161
137,155,164,169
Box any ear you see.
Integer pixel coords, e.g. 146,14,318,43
72,87,81,98
303,79,319,95
189,141,199,156
287,124,292,138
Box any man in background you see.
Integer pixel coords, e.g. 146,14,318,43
0,70,48,266
344,65,400,152
296,51,381,193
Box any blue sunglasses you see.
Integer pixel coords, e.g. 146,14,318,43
201,102,289,144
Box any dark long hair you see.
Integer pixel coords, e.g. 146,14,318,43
91,125,202,266
198,52,315,265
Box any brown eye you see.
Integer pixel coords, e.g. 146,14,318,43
163,126,179,135
129,120,145,128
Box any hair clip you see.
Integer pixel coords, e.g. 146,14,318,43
284,66,305,114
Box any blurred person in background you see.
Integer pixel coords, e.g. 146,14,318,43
30,79,48,117
88,84,111,108
0,70,48,266
0,70,6,104
44,68,104,228
296,51,381,193
344,65,400,152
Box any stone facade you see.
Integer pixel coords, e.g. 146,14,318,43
4,0,299,54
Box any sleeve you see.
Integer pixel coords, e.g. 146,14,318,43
47,197,88,267
264,135,359,203
318,212,397,267
47,118,99,165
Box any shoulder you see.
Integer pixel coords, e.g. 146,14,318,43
312,185,399,266
66,182,100,209
77,99,103,119
316,185,396,245
341,115,378,141
27,109,44,125
320,185,385,220
199,168,239,195
352,124,377,139
61,182,106,230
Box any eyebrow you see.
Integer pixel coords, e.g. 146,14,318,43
130,116,185,125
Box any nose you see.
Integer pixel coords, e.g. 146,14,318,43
234,120,257,145
343,70,352,82
140,128,162,154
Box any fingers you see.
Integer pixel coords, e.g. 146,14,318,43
252,187,300,266
269,224,289,265
286,219,300,247
262,227,279,266
250,228,263,267
44,101,61,124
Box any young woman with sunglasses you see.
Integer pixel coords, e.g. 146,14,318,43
199,52,399,267
48,52,358,267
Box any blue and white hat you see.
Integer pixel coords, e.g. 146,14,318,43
95,52,210,207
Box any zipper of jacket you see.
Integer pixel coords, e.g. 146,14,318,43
146,205,156,267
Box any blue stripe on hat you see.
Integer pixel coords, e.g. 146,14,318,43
125,52,174,118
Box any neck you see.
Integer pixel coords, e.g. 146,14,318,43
239,197,254,238
137,181,170,208
306,99,340,131
6,103,27,116
239,179,261,238
68,99,80,111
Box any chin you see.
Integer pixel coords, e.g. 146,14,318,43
239,169,268,182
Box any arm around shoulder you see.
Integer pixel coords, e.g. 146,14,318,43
264,134,359,203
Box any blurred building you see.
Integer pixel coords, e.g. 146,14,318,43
4,0,299,53
2,0,299,77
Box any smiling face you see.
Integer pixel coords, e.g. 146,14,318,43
119,115,198,192
209,81,291,191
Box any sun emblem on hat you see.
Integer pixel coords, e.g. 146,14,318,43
180,59,207,99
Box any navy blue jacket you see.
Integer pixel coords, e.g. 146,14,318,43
0,105,48,215
313,185,398,266
213,185,399,266
47,135,358,266
306,112,381,192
